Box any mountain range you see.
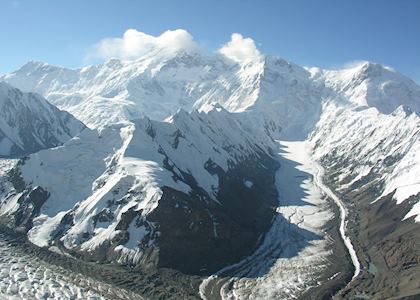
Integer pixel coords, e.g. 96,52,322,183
0,33,419,299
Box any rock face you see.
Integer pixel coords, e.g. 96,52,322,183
151,156,279,275
0,32,420,298
0,82,85,157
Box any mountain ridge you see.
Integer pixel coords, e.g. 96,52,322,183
0,81,85,157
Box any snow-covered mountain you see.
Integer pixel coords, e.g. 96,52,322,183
322,61,420,114
0,106,279,274
1,52,320,139
3,52,419,214
0,82,85,157
0,30,420,298
308,62,420,221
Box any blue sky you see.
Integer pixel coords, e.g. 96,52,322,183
1,0,420,83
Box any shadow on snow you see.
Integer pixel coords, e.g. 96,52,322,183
211,142,323,280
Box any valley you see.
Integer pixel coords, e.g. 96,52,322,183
200,140,353,300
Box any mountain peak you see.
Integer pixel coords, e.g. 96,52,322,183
21,60,48,69
323,61,420,115
353,61,395,80
16,60,60,74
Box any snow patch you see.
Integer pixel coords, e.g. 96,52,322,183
243,180,253,188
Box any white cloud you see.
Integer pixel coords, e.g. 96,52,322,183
86,30,264,65
218,33,262,63
86,29,198,62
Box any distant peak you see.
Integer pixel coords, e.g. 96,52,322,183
358,61,384,73
263,55,300,70
261,55,310,79
343,61,398,78
16,60,69,74
264,54,289,65
20,60,49,69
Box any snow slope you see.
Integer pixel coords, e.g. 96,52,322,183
0,82,85,157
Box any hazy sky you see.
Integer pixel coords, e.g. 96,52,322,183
1,0,419,82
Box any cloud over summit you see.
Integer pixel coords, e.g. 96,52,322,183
87,29,198,61
86,29,262,64
218,33,262,63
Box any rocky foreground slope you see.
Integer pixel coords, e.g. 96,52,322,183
0,30,419,299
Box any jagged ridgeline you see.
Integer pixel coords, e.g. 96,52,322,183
0,82,85,157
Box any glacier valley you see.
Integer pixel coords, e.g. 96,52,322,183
0,30,419,299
